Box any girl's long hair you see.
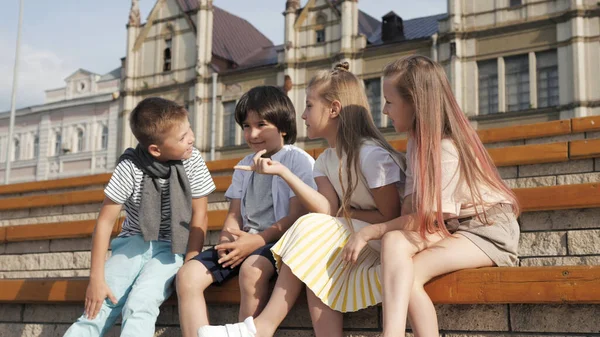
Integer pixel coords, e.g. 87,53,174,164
383,55,520,237
309,62,400,224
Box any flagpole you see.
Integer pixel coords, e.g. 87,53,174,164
5,0,25,184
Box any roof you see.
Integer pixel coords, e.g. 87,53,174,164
236,45,279,69
64,69,97,81
366,13,446,45
358,10,381,42
99,67,121,81
175,0,273,66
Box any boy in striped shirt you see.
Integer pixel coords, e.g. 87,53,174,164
64,97,215,337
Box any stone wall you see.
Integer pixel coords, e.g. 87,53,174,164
1,302,599,336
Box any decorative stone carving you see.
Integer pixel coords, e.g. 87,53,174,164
283,75,293,94
128,0,141,27
286,0,300,11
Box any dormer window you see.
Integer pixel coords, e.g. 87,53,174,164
163,38,172,72
316,29,326,43
77,81,86,92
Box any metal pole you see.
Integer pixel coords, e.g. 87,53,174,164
5,0,24,184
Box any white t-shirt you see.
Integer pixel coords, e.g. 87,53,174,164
404,138,509,217
314,144,403,189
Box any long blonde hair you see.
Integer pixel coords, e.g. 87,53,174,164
383,55,519,237
309,62,400,223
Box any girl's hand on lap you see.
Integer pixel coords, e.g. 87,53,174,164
215,228,266,268
234,149,289,176
342,229,369,263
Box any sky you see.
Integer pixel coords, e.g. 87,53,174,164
0,0,446,112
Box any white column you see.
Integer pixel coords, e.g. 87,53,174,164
498,57,506,113
35,114,50,181
340,1,352,52
529,51,537,109
121,21,139,152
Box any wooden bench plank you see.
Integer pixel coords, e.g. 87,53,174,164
424,265,600,304
0,173,111,196
5,220,122,242
206,158,241,173
515,183,600,212
3,210,228,243
477,120,571,144
488,142,569,167
2,266,599,304
213,176,232,192
0,189,106,211
3,178,600,214
389,139,408,152
569,138,600,160
571,115,600,133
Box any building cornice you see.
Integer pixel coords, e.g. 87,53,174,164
439,8,600,42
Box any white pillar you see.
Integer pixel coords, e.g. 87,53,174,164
498,57,506,113
340,1,352,52
35,114,50,181
529,51,537,109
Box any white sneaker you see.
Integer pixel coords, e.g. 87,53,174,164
198,317,257,337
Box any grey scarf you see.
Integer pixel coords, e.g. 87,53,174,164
118,145,192,254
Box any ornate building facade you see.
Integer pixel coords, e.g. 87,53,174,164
1,0,599,183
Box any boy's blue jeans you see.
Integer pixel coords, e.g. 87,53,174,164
63,235,184,337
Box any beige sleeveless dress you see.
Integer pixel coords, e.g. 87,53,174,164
271,141,405,312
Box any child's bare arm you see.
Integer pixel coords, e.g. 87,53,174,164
235,150,334,215
216,197,307,269
216,199,243,257
184,196,209,262
86,197,122,319
350,183,402,224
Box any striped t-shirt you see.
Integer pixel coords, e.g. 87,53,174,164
104,148,216,241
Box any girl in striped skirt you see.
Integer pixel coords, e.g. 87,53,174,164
198,62,406,337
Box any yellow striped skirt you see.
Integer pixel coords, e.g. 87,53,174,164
271,213,382,313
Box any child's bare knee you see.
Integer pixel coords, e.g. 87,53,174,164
176,261,213,294
238,256,273,292
382,230,415,255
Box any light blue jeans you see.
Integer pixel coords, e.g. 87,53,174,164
63,235,184,337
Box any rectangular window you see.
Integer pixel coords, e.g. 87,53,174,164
364,78,382,127
316,29,325,43
33,136,39,158
505,54,530,112
222,101,237,147
536,50,559,108
478,59,498,115
510,0,522,7
54,132,62,156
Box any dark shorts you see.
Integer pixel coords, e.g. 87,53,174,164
191,243,276,284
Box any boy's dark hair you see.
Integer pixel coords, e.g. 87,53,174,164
234,86,297,144
129,97,189,147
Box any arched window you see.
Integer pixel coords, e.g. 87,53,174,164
163,39,172,72
33,135,39,158
315,13,326,43
77,129,85,152
101,125,109,150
